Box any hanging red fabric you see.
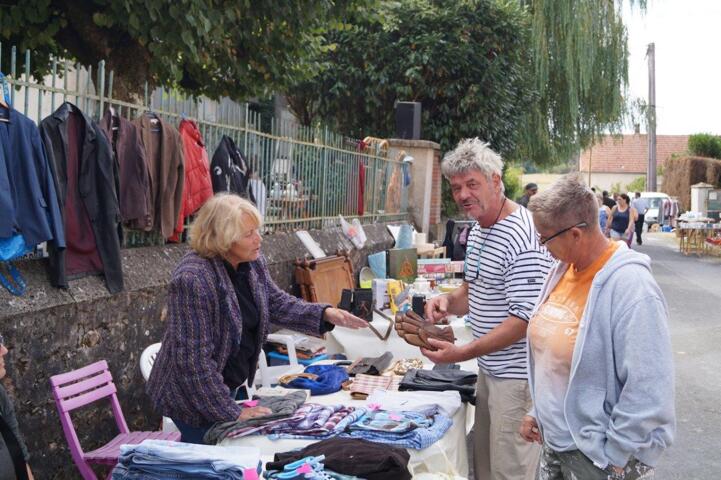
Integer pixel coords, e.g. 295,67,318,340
358,160,365,216
169,119,213,242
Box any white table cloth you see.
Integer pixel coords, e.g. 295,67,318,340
325,311,474,360
221,384,472,478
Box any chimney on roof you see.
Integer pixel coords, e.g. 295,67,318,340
634,123,641,135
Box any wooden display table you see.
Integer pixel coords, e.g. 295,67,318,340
677,220,721,256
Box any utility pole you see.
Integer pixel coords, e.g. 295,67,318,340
647,43,657,191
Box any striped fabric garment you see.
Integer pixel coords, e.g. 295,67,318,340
464,207,553,379
229,404,361,440
272,406,369,440
350,374,402,399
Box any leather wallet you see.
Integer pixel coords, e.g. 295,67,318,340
394,310,456,351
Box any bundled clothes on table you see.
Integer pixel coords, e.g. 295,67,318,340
342,406,452,449
210,403,364,442
279,364,348,396
266,437,412,480
349,373,401,399
111,439,260,479
365,389,462,417
347,352,393,376
264,455,361,480
399,368,477,403
203,391,307,444
269,404,367,440
214,400,452,450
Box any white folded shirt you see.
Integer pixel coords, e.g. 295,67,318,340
365,389,462,417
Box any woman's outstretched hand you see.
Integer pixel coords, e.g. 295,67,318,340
323,308,369,329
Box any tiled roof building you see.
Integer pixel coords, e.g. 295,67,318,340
578,134,688,190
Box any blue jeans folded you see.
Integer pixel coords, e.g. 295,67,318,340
111,439,260,479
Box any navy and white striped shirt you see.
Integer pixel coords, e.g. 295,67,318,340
465,206,553,379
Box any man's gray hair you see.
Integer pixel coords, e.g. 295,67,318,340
441,138,504,182
528,173,598,229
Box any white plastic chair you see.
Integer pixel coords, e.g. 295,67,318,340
139,343,177,433
255,333,305,388
140,342,161,381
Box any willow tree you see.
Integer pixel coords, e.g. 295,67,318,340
519,0,646,164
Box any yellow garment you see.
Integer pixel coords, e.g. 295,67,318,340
387,279,404,314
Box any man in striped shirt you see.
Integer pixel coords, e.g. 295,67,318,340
423,138,553,480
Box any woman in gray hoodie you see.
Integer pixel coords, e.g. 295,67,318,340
521,174,674,480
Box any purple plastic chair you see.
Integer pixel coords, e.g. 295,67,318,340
49,360,180,479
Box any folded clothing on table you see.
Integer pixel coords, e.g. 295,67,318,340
269,404,366,440
219,403,363,441
399,368,477,403
111,439,260,479
347,351,393,376
365,389,462,417
383,358,424,376
264,454,361,480
204,391,307,444
280,364,349,396
340,406,452,449
266,437,411,480
349,373,401,399
213,401,452,450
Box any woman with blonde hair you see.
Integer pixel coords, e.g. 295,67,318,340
147,194,367,443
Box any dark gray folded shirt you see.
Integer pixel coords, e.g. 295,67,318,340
204,390,307,444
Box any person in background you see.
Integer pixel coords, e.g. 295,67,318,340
0,335,34,480
147,194,367,444
602,191,616,209
596,193,612,237
521,174,674,479
606,193,637,245
631,192,649,245
517,183,539,208
422,138,553,480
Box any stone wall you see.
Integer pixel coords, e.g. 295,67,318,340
0,223,397,479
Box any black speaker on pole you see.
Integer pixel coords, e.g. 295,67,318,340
395,101,421,139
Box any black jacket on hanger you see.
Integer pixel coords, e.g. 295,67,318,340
210,135,255,203
40,102,124,294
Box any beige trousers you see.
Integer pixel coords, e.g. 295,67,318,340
473,373,540,480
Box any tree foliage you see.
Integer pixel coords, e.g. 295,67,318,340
287,0,642,168
0,0,365,100
520,0,643,164
688,133,721,159
287,0,534,155
626,176,646,192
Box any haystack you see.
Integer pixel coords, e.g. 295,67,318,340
662,156,721,210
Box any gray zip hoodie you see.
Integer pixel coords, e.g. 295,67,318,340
527,243,675,468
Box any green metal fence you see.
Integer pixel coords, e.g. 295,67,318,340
0,44,409,246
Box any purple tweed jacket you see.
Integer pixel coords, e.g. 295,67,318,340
146,251,328,427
